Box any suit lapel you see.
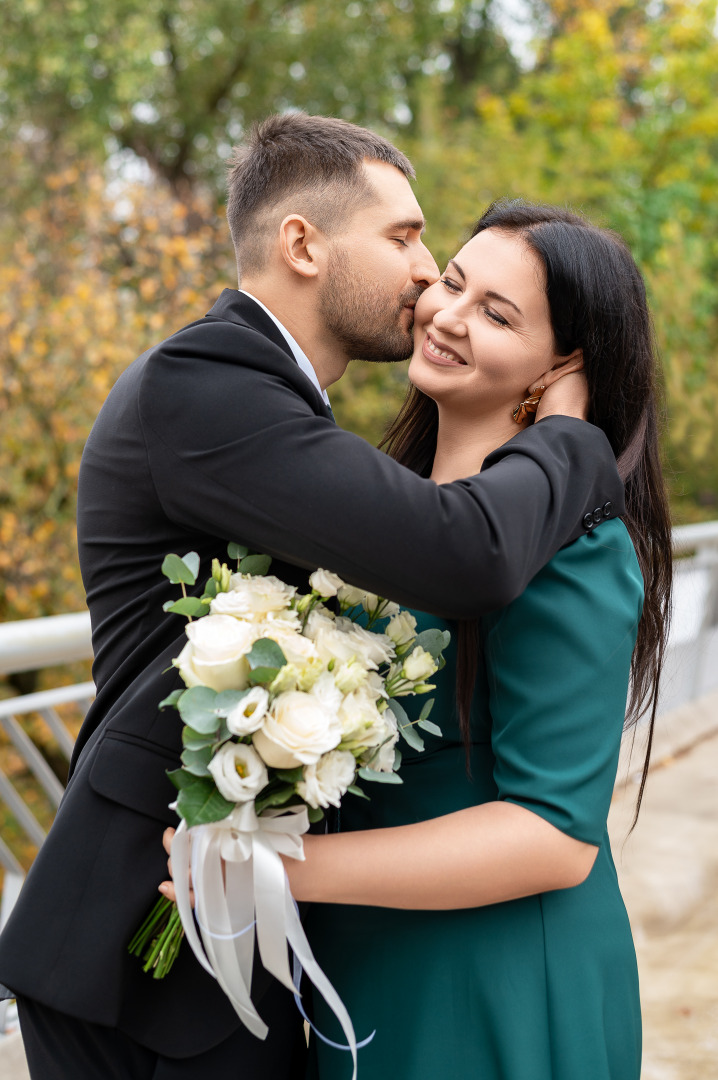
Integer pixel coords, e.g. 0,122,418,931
206,289,335,422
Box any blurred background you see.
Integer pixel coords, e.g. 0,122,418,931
1,2,717,1076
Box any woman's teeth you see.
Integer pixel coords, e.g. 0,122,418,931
427,337,461,362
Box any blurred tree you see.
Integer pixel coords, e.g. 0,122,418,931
0,0,519,198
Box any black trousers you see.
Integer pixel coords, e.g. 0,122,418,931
17,987,308,1080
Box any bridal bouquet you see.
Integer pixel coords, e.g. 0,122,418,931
129,544,449,1069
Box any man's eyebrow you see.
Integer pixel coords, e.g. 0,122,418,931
388,218,426,235
448,260,524,316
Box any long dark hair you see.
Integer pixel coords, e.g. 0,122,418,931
381,200,672,822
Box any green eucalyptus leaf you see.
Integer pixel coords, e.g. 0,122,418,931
228,542,249,561
214,689,251,715
176,778,234,826
417,719,443,737
245,639,286,683
307,806,325,824
159,689,183,710
412,628,451,660
162,553,198,586
167,767,198,791
275,767,304,783
393,748,403,772
163,596,207,618
347,783,370,800
182,726,216,750
357,767,403,784
182,552,200,580
418,698,435,721
388,700,425,753
177,686,221,734
239,554,272,576
180,745,213,776
202,577,219,600
255,785,295,814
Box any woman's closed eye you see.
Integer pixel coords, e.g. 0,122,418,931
440,275,462,293
484,308,509,327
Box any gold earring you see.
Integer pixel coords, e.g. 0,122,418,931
512,385,547,424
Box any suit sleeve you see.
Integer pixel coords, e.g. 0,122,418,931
483,521,644,845
139,326,625,619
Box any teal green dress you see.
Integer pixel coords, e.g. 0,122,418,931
304,519,644,1080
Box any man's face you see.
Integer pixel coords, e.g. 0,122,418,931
319,161,439,363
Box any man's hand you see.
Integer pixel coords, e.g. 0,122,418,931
536,371,589,422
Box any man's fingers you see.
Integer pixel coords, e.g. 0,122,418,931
159,826,195,907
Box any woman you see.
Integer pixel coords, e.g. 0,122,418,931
287,202,672,1080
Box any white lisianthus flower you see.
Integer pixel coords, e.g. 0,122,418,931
378,600,401,618
212,574,296,621
334,618,395,667
309,569,345,598
258,624,318,665
208,742,269,803
252,691,342,769
297,750,356,809
386,611,417,649
336,583,366,608
174,615,256,692
310,671,344,714
306,612,395,669
225,687,269,736
402,646,438,683
365,729,399,773
269,658,324,695
360,592,380,614
338,689,387,747
333,659,369,694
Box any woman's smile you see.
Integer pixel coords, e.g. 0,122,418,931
422,331,467,366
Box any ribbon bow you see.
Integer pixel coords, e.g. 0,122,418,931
171,804,362,1079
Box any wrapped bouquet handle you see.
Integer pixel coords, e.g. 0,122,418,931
171,805,363,1077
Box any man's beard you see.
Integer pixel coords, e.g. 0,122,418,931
319,247,423,363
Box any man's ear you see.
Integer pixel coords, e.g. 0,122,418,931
536,348,584,389
278,215,325,280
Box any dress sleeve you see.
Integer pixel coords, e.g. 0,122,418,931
483,519,644,846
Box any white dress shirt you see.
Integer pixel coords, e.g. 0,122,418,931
238,289,331,407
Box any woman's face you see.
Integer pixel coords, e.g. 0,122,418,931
409,228,566,419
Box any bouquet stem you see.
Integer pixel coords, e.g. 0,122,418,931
128,896,185,979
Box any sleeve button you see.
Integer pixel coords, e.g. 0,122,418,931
583,512,595,530
603,501,613,517
592,507,603,525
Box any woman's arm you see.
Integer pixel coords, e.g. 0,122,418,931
284,802,597,910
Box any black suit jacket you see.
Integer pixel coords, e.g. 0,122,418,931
0,291,624,1057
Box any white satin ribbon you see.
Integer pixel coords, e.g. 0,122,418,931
171,804,361,1079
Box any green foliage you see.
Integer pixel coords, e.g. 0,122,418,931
1,0,717,639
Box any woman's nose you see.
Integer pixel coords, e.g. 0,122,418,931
432,305,466,337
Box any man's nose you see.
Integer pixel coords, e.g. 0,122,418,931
412,243,440,288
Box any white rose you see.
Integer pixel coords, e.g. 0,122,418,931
174,615,256,692
208,742,269,803
225,687,269,736
338,689,387,748
336,583,367,607
297,750,356,809
252,691,342,769
212,574,296,621
309,569,345,597
402,646,438,682
386,611,417,649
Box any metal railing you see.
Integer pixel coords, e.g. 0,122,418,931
0,520,716,924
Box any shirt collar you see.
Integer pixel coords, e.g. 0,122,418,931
238,289,331,407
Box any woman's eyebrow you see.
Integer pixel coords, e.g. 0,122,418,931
448,260,524,316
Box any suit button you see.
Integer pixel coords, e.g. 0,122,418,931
592,507,603,525
603,501,612,517
583,512,595,530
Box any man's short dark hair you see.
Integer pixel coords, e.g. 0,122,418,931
226,112,415,277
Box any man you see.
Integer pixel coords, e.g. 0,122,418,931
0,113,623,1078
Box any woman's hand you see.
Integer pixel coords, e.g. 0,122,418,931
537,371,589,422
